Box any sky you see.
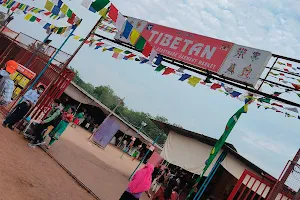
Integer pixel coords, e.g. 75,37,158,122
1,0,300,178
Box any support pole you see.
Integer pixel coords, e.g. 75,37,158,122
129,134,161,180
194,152,227,200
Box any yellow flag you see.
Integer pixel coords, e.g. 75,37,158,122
32,8,40,14
130,29,140,45
44,0,54,11
61,4,68,14
187,76,201,87
73,36,80,40
20,4,26,11
99,8,108,17
113,48,123,53
24,13,33,21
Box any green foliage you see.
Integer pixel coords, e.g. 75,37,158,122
70,67,171,145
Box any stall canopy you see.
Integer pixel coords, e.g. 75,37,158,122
152,119,271,179
64,82,163,151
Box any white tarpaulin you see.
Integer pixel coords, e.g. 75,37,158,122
161,131,254,179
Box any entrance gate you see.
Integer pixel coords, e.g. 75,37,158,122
228,170,274,200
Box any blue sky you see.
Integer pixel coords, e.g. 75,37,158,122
1,0,300,178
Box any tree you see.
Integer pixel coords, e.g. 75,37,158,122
69,67,169,145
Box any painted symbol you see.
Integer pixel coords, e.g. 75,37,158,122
251,51,261,62
239,64,253,79
234,47,247,59
226,63,237,75
146,24,153,30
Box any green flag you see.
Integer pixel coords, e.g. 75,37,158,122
187,103,249,199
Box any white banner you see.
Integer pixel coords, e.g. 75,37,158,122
218,44,272,86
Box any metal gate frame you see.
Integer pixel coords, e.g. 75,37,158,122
228,169,274,200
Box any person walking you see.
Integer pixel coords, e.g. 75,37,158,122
3,84,45,130
119,163,153,200
0,60,17,106
46,107,75,149
28,99,62,147
71,108,86,128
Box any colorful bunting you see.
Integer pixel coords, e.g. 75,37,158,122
135,36,146,51
108,4,118,22
211,83,222,90
155,64,166,72
90,0,109,12
129,29,140,45
188,76,201,87
142,42,153,57
122,21,133,39
179,74,191,81
162,67,175,75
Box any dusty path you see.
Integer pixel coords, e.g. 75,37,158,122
0,124,96,200
43,126,150,200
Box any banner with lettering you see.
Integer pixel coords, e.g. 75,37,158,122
141,22,234,73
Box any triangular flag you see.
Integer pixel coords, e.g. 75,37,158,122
285,107,298,113
258,97,271,104
188,76,201,87
271,103,283,108
179,73,191,81
24,13,33,21
155,64,166,72
108,4,118,22
124,53,135,60
115,13,126,31
211,83,222,90
287,63,292,67
273,92,282,97
177,67,185,73
292,83,300,90
230,91,242,98
140,58,149,64
162,67,175,75
154,55,163,65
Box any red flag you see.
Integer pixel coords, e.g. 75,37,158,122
292,83,300,90
287,63,292,67
142,42,152,57
44,12,51,16
108,4,118,22
211,83,222,90
284,68,289,72
68,13,76,24
162,67,175,75
36,18,41,22
271,103,283,108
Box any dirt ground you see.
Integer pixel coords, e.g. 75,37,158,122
0,124,96,200
0,119,150,200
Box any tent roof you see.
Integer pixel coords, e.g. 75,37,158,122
152,119,275,181
65,82,163,150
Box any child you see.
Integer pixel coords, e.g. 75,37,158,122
46,107,75,149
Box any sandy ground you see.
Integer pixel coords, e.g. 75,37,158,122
43,126,150,200
0,124,96,200
0,117,150,200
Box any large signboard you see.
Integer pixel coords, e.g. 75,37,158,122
218,44,272,86
115,17,271,86
141,23,234,73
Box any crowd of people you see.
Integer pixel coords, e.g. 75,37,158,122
121,163,216,200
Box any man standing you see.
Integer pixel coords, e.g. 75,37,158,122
28,99,62,147
0,60,17,106
3,84,45,130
